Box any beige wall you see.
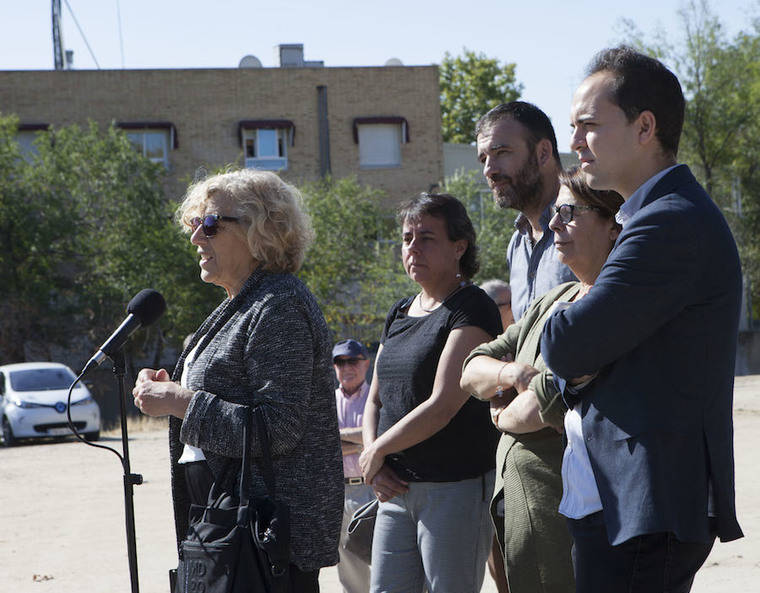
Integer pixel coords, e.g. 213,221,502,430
0,66,443,206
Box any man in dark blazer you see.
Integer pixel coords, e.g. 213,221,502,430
541,47,743,593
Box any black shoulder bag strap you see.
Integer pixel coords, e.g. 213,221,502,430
236,408,253,525
250,406,290,581
253,406,276,498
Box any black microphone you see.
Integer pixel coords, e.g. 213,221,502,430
81,289,167,375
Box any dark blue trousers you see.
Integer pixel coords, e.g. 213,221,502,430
567,512,715,593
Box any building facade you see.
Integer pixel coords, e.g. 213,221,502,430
1,51,443,205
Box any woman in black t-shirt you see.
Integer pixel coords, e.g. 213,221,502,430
360,193,501,593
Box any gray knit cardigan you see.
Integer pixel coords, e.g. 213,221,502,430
168,268,343,571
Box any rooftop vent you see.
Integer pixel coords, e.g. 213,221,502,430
276,44,324,68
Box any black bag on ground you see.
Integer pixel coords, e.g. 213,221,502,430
175,407,290,593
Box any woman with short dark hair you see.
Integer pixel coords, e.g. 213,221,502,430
360,193,501,593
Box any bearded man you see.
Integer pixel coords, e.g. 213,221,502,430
476,101,576,321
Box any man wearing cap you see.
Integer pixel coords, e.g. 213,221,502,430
332,339,374,593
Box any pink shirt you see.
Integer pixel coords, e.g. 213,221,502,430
335,381,370,478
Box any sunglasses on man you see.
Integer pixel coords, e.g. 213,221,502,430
334,358,365,367
190,214,240,237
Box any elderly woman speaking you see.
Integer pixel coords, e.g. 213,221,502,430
132,169,343,592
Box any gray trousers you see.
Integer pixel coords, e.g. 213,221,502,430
370,471,495,593
338,482,376,593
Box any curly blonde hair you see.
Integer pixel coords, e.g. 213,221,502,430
177,169,314,273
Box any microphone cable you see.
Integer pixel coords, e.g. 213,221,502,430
66,370,125,465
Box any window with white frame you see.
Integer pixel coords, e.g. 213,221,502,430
353,117,408,169
242,128,289,171
117,122,177,168
126,130,170,167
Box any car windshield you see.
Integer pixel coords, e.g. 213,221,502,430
9,368,77,391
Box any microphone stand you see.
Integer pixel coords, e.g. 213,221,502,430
71,350,143,591
70,291,166,591
113,349,143,593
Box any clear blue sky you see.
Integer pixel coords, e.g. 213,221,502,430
2,0,757,150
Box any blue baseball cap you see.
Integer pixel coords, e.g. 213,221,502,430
332,339,369,361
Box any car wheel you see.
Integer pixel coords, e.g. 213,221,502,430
2,417,16,447
84,430,100,442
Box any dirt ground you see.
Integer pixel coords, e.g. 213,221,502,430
1,376,758,593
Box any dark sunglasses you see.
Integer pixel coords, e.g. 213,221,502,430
190,214,240,237
553,204,600,224
334,358,364,367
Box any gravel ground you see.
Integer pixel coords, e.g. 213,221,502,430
1,376,758,593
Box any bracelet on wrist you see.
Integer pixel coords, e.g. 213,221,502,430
495,362,509,397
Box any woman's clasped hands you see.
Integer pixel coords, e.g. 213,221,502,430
359,442,409,502
132,368,192,419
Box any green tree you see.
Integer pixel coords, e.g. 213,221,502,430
0,116,216,366
0,115,62,362
299,176,414,346
442,170,516,283
618,0,760,321
724,24,760,321
440,48,523,144
620,1,759,195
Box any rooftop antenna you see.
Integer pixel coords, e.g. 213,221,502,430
53,0,101,69
52,0,65,70
116,0,125,68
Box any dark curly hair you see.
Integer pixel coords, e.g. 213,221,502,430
397,193,479,279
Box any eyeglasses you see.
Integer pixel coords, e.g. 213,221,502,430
552,204,600,224
189,214,240,237
334,358,364,367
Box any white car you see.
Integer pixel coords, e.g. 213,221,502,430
0,362,101,446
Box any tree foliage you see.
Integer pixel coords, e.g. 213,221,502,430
440,48,523,144
0,116,216,367
442,170,515,284
0,116,514,373
299,176,414,347
298,173,516,346
619,0,760,321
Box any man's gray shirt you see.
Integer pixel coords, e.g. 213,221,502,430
507,203,576,321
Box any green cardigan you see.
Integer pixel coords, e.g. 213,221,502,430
463,281,580,428
462,281,579,593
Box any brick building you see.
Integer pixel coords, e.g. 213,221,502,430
0,45,443,205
